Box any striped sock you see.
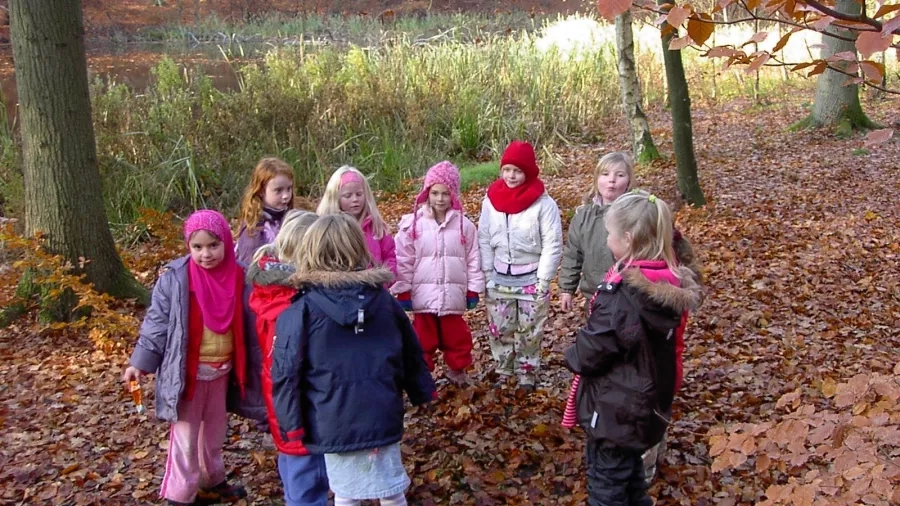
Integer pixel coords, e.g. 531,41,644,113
334,497,361,506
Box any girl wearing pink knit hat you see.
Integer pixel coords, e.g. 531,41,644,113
391,161,485,385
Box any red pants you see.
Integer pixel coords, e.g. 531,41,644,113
412,313,473,372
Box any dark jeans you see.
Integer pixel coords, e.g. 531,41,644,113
586,441,653,506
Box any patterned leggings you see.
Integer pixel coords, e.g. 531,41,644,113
485,290,549,385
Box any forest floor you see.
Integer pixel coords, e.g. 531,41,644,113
1,95,898,505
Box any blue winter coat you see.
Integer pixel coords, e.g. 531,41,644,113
271,267,435,454
128,255,266,423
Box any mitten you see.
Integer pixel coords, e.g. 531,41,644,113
466,291,479,310
397,292,413,312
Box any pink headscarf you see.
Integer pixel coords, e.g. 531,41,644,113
183,210,239,334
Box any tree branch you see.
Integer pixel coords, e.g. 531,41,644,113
804,0,900,36
634,3,859,43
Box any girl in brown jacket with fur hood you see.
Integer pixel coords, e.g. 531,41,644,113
563,191,702,506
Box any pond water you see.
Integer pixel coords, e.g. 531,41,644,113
0,41,277,125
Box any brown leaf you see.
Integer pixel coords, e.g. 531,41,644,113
686,13,715,46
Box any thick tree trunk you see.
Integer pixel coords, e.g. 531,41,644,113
659,15,706,207
794,0,877,133
615,10,660,164
9,0,148,304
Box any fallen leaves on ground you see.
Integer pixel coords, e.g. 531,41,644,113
1,94,898,505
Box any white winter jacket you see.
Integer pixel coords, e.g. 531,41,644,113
477,192,563,284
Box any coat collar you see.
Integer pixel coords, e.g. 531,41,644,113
620,265,702,314
288,267,393,289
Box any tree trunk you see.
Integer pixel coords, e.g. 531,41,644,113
9,0,148,305
659,11,706,207
793,0,877,134
615,10,661,164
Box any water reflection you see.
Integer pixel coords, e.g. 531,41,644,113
0,42,274,126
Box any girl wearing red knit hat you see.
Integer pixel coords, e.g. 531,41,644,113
392,161,485,386
477,141,563,392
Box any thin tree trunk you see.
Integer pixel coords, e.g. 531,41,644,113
9,0,148,304
193,0,200,26
794,0,877,133
615,10,660,164
659,5,706,207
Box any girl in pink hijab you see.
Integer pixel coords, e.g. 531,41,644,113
123,210,257,505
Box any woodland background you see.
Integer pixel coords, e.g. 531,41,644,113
0,0,898,504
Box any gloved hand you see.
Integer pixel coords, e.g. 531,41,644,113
397,292,413,312
466,291,479,310
537,279,552,297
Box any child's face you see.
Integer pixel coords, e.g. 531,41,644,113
604,214,631,261
339,182,366,219
597,164,631,204
501,165,526,189
262,175,293,211
428,184,451,214
189,230,225,270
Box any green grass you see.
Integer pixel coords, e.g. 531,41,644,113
1,12,842,228
459,161,500,190
81,28,620,224
145,11,545,45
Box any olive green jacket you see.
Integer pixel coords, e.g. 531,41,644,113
559,202,615,297
559,202,704,298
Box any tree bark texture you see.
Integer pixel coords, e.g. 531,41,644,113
659,17,706,207
807,0,876,131
10,0,148,304
615,10,660,164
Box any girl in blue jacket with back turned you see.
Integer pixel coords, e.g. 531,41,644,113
271,213,435,506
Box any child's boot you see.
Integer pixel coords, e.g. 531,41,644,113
195,480,247,504
445,368,470,385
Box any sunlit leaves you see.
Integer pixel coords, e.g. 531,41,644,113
709,373,900,505
596,0,632,22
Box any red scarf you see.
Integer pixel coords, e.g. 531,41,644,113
486,178,546,214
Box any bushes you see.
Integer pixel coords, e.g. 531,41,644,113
89,32,618,224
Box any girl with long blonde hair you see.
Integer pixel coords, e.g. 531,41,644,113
316,166,397,277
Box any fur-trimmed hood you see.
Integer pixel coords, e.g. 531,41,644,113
621,265,702,315
287,267,393,289
245,255,295,287
287,268,395,328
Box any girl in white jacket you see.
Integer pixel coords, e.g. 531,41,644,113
478,141,563,392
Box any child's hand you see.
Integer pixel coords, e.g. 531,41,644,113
396,292,413,312
122,366,142,385
559,292,574,312
466,291,479,310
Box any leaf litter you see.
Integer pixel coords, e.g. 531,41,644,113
1,95,898,504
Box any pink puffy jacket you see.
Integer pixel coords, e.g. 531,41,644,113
391,207,485,315
361,216,397,278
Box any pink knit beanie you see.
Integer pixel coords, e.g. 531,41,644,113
412,161,465,242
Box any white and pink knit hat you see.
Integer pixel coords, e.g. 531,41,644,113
412,161,464,241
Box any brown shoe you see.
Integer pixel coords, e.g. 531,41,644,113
445,369,470,385
195,480,247,505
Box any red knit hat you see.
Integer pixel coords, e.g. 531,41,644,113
500,140,539,180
